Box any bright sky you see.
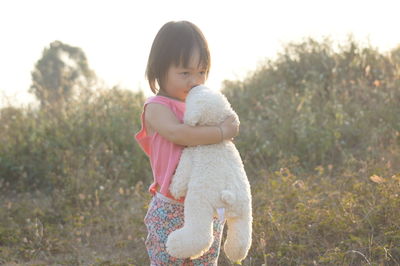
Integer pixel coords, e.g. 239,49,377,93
1,0,399,107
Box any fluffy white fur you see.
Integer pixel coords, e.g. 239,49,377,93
166,85,253,263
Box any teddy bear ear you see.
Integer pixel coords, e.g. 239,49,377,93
184,89,205,126
184,108,201,126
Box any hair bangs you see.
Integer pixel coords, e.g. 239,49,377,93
176,30,210,72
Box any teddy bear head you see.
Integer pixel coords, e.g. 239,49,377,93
184,85,238,126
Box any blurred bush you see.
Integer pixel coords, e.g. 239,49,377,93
223,37,400,173
0,86,150,192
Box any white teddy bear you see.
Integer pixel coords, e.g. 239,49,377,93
166,85,253,263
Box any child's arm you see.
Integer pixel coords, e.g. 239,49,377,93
145,103,239,146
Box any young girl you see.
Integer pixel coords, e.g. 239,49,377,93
135,21,239,265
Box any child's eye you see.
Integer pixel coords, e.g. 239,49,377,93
181,72,190,76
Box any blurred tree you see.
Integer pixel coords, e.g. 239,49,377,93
29,41,95,108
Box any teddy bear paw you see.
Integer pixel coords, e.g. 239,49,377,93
224,239,249,262
169,184,187,199
166,228,213,259
166,231,185,258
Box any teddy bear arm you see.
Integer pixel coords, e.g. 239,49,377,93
169,149,192,198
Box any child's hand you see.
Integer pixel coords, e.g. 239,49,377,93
220,115,240,140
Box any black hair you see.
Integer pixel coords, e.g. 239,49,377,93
146,21,211,93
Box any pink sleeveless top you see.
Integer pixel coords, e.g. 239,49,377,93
135,95,185,202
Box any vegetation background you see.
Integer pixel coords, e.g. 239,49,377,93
0,38,399,265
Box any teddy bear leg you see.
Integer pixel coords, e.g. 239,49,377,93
224,216,252,262
166,193,214,259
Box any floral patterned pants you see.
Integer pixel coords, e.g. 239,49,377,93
144,193,225,265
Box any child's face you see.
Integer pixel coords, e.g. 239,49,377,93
162,49,207,101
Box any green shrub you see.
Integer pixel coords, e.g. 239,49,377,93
0,87,151,192
223,38,400,172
